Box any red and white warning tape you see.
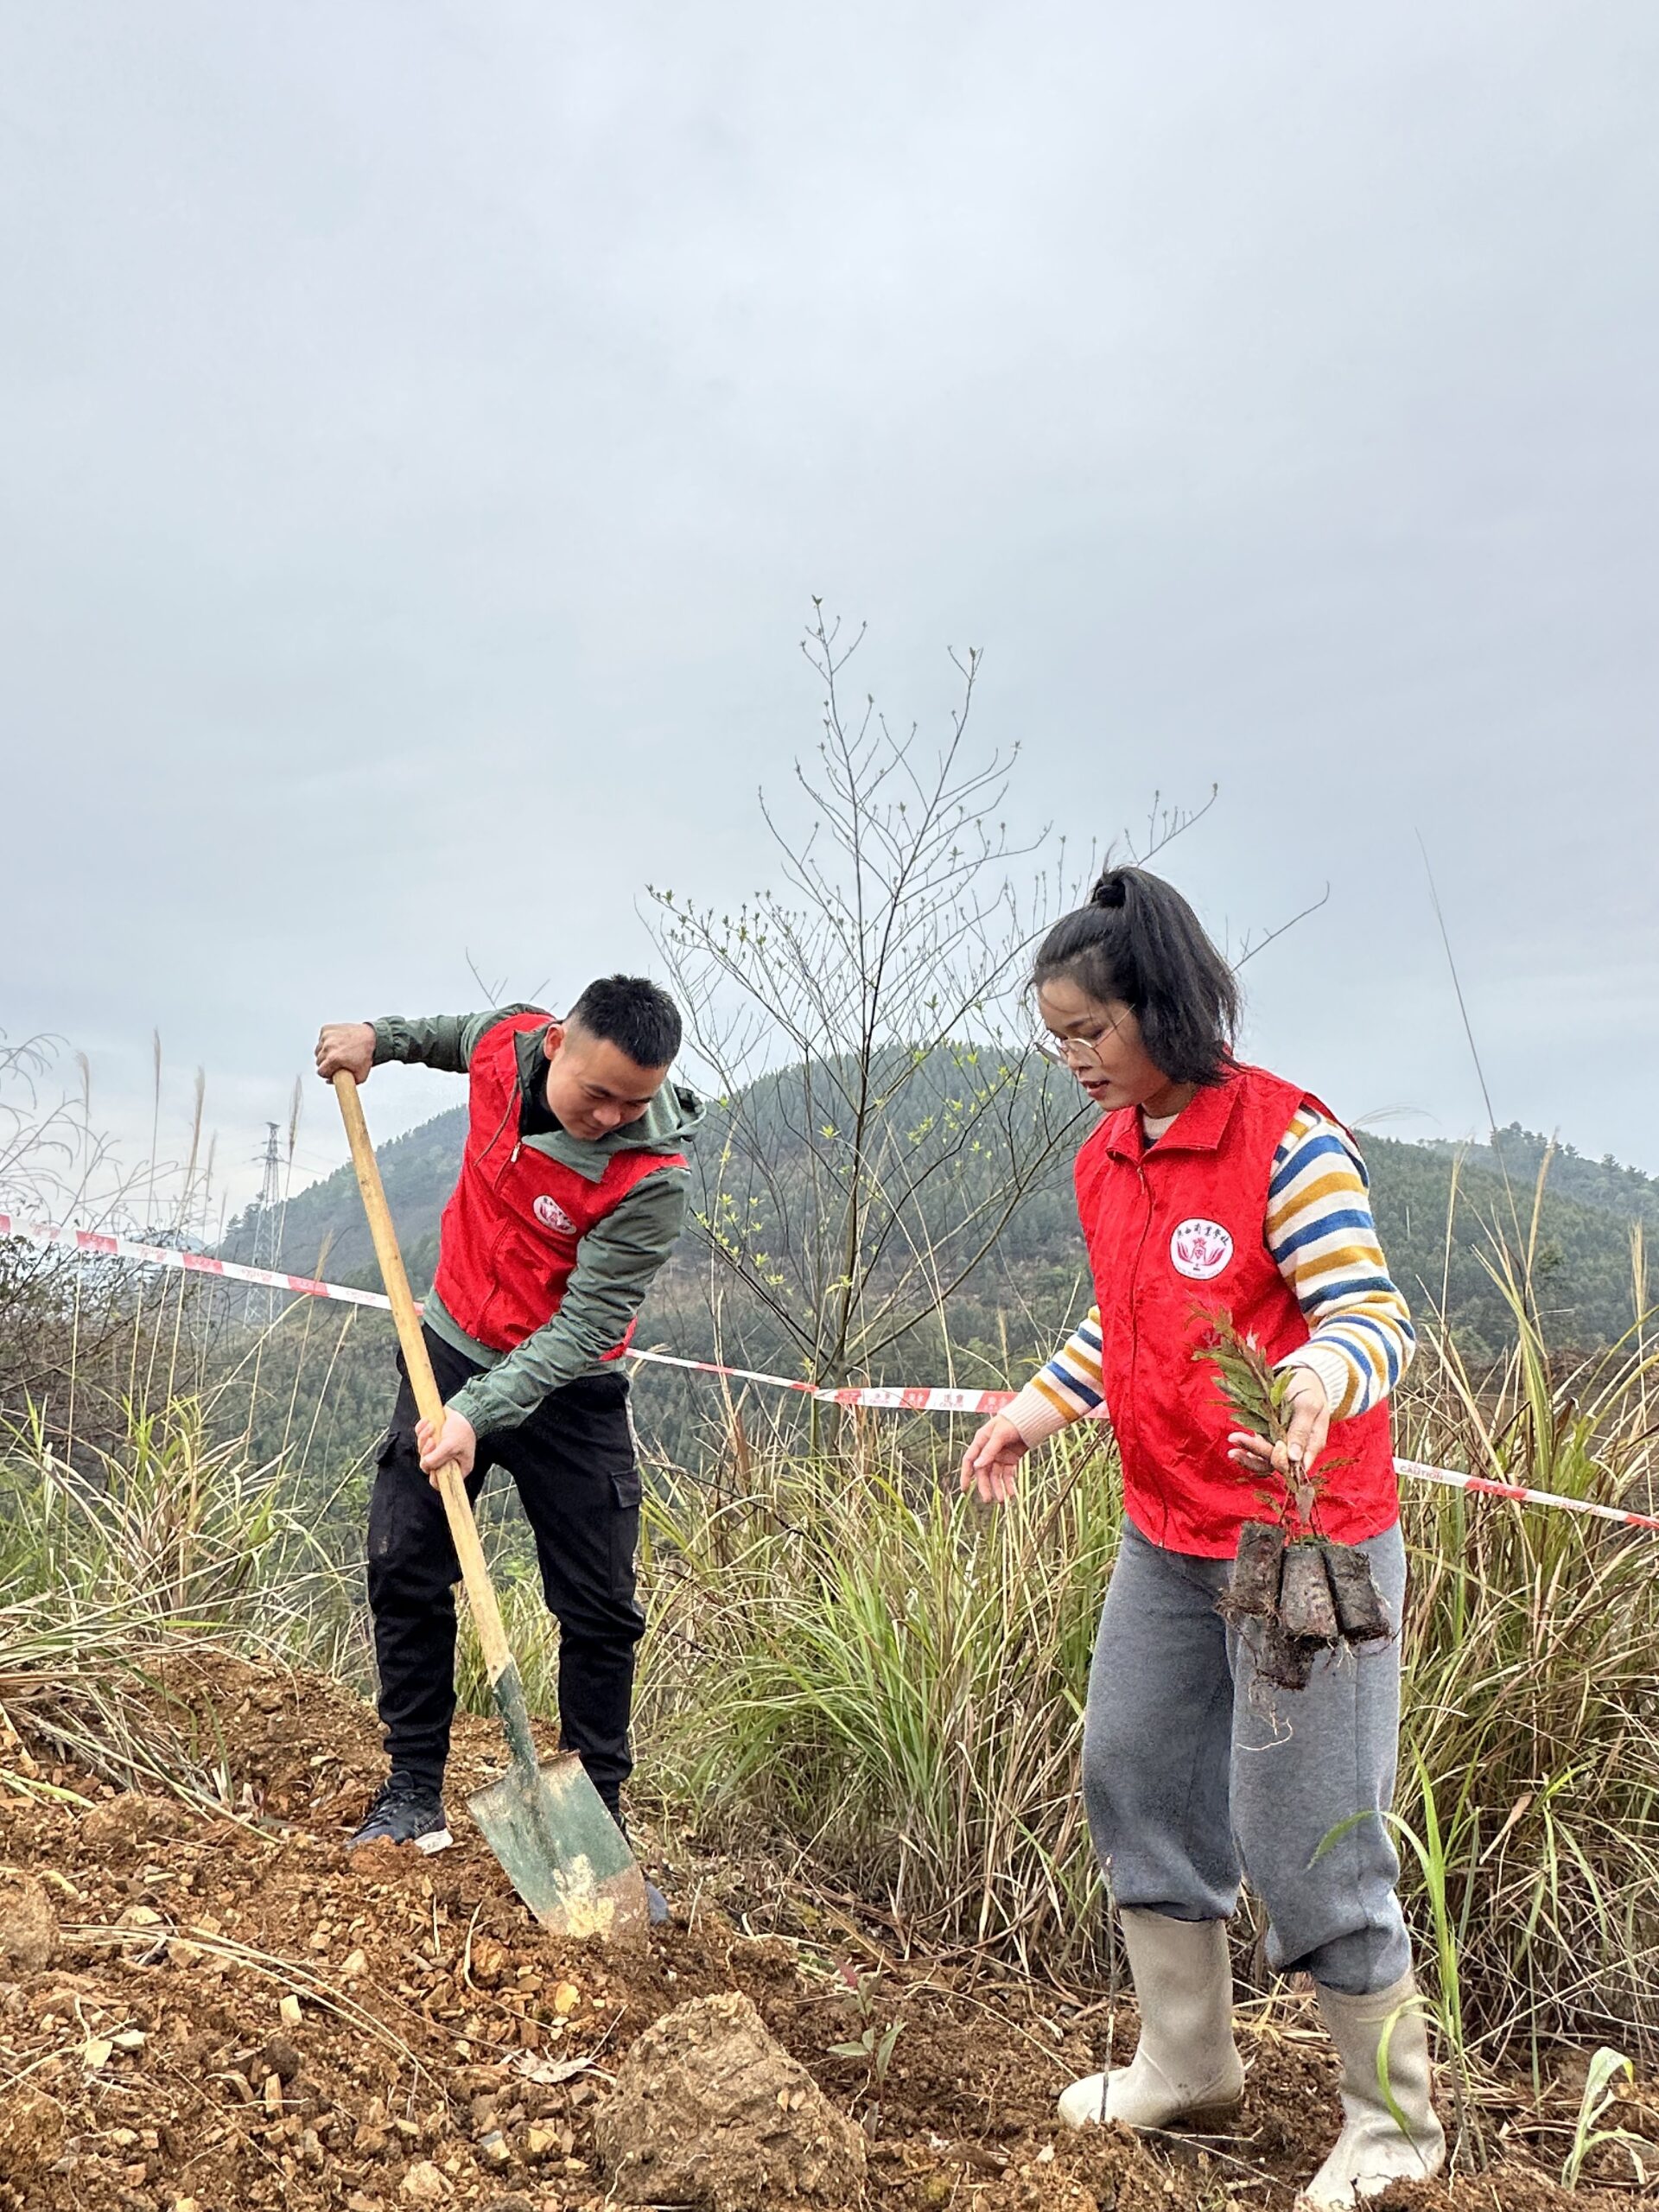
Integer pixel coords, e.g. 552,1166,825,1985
626,1345,1014,1416
0,1212,396,1313
0,1213,1020,1414
1392,1459,1659,1535
6,1211,1658,1535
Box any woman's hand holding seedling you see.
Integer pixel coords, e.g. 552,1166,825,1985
960,1414,1029,1504
1195,1312,1334,1529
1227,1364,1331,1488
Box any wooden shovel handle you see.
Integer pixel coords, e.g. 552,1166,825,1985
334,1071,514,1684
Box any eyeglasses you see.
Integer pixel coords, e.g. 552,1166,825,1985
1033,1009,1130,1066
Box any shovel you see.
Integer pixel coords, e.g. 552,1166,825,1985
334,1071,649,1940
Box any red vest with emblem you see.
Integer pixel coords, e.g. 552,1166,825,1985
432,1013,686,1357
1073,1062,1399,1557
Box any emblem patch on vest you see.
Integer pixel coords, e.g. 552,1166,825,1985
533,1194,576,1234
1169,1217,1234,1280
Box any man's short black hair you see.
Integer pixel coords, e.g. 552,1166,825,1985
567,976,682,1069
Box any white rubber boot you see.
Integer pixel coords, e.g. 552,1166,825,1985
1298,1974,1447,2207
1058,1910,1244,2131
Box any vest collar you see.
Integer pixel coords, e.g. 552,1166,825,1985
1097,1071,1244,1160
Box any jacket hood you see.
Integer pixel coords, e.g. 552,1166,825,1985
608,1077,707,1155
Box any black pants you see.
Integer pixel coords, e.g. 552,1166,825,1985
365,1325,645,1816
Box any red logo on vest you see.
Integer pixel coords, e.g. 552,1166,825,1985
1170,1217,1233,1279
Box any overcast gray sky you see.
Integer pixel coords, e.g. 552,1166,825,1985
4,2,1657,1223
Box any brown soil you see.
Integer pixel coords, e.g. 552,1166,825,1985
0,1651,1652,2212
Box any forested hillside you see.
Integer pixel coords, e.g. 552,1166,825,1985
228,1071,1655,1381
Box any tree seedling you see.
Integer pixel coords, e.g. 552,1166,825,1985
1194,1309,1391,1689
1562,2046,1649,2191
827,1963,906,2129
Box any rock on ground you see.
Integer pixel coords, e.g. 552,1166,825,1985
0,2089,67,2183
76,1789,191,1854
594,1989,867,2210
0,1866,57,1976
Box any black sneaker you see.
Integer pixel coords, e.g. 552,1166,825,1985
606,1802,670,1926
348,1772,453,1854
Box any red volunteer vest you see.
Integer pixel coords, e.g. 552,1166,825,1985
1074,1063,1399,1557
432,1014,686,1357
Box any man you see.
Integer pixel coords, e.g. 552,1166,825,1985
314,977,702,1875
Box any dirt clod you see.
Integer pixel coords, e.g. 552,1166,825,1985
0,2088,66,2179
1322,1537,1392,1642
1221,1518,1284,1620
595,1989,868,2209
0,1866,58,1974
77,1792,186,1855
264,2032,303,2082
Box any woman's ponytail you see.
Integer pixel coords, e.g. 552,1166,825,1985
1033,865,1239,1086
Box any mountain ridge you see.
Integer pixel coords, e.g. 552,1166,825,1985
224,1084,1656,1367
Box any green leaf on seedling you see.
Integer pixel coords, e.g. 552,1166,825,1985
1562,2046,1644,2190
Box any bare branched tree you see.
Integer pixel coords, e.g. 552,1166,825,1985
648,608,1136,1385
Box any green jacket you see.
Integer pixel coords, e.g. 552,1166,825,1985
371,1007,703,1437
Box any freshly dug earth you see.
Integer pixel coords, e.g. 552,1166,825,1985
0,1650,1652,2212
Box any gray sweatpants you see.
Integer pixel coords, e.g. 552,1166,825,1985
1083,1521,1412,1995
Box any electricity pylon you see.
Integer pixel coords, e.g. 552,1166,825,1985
245,1122,283,1324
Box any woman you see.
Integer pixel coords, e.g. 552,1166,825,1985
961,867,1444,2209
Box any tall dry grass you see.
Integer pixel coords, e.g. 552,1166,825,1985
637,1431,1117,1948
1394,1254,1659,2067
0,1389,355,1814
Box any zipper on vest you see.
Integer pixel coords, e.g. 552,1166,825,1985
480,1130,521,1336
477,1096,518,1169
1125,1158,1154,1521
472,1069,523,1339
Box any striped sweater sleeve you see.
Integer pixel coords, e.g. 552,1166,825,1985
1002,1105,1415,1446
1264,1104,1415,1418
1004,1303,1105,1445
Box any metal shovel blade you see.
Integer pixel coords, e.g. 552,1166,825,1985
468,1662,649,1940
